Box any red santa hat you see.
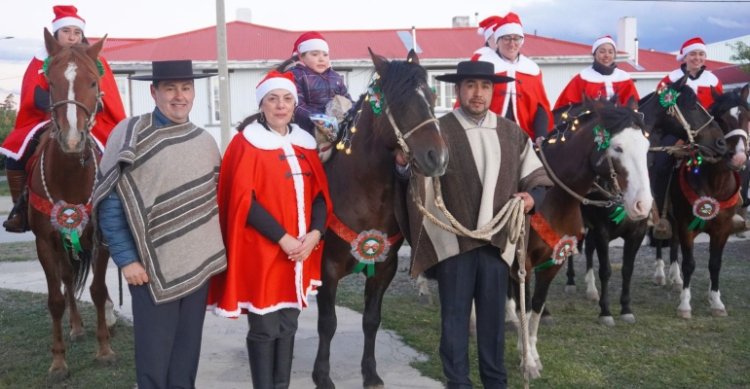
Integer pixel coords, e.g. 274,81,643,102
477,15,502,42
493,12,524,42
256,70,298,105
592,35,616,54
52,5,86,33
293,31,329,55
676,37,707,61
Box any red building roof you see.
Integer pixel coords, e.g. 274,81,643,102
98,21,729,73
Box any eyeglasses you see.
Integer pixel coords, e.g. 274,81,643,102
500,36,524,44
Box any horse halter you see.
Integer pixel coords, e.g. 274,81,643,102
385,106,439,157
48,92,103,135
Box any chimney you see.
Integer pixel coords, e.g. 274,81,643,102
452,16,470,28
236,8,252,23
617,16,637,61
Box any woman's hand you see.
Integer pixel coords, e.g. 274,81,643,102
288,230,321,262
279,234,303,258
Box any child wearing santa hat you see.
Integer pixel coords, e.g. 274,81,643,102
0,5,125,233
554,35,639,109
209,69,331,389
660,36,723,109
285,31,352,145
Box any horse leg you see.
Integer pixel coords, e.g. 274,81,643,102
668,234,683,292
584,232,599,302
707,232,729,317
416,273,433,305
313,259,341,389
505,279,520,330
90,246,116,363
620,231,645,324
676,230,695,319
520,266,563,375
64,268,85,341
653,235,666,286
361,255,398,389
36,239,70,382
564,238,583,293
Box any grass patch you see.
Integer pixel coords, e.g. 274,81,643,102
0,241,37,262
336,241,750,388
0,288,136,388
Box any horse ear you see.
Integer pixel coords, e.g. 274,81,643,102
368,47,389,77
44,28,62,56
711,85,722,101
406,49,420,65
741,83,750,102
86,34,107,61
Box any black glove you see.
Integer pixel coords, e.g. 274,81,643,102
34,86,50,111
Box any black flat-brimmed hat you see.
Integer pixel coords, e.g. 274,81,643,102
435,61,514,84
130,60,216,81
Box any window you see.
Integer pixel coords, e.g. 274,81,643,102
209,75,221,125
428,70,455,114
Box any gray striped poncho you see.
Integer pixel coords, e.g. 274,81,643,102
408,109,551,278
93,113,226,304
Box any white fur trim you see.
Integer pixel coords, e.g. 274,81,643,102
256,78,298,105
297,38,329,54
0,120,50,159
493,23,523,42
580,67,632,83
592,36,616,54
677,42,706,61
52,17,85,33
473,47,504,72
242,122,316,150
478,26,495,41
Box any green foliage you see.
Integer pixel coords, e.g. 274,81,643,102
0,94,17,170
729,41,750,73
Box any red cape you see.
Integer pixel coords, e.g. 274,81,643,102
660,69,723,109
0,56,125,159
208,124,331,317
554,69,640,110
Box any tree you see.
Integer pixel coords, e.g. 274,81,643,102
729,41,750,73
0,94,17,170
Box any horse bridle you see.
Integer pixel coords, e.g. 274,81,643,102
48,92,103,135
385,106,439,157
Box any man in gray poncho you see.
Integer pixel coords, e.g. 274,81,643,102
93,60,226,389
407,61,551,389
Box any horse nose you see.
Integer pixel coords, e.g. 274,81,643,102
634,200,648,216
714,138,728,154
425,148,449,176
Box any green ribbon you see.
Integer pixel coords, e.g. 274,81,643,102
593,125,611,151
609,205,626,224
534,258,557,272
352,261,376,277
61,229,83,259
658,88,680,108
688,216,706,231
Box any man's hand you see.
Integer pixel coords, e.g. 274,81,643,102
122,262,149,285
513,192,535,213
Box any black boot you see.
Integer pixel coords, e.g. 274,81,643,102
273,336,295,389
3,169,29,233
247,338,275,389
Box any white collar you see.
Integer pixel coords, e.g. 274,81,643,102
242,122,317,150
455,108,497,130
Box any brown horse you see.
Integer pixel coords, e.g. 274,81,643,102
312,49,448,389
26,28,116,382
650,84,748,318
518,97,652,376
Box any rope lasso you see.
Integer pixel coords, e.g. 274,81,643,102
411,176,536,385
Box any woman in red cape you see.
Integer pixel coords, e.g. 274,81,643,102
208,70,331,389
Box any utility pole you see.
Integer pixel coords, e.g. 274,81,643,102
215,0,231,152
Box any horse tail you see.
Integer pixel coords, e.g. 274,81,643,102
70,248,93,299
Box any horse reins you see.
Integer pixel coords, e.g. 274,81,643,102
385,106,439,157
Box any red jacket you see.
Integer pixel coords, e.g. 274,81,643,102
208,123,331,317
470,52,553,138
660,68,723,109
554,67,640,110
0,55,125,159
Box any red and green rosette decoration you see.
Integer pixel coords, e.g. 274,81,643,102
350,229,391,277
534,235,578,272
689,196,720,231
658,87,680,108
50,201,90,256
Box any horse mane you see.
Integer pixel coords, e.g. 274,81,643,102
710,88,749,117
550,100,641,140
378,59,427,111
597,104,645,135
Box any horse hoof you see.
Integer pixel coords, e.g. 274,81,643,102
69,329,85,342
654,275,665,286
540,314,554,326
313,376,335,389
418,293,433,306
599,316,615,327
47,367,70,383
677,309,692,319
364,384,385,389
364,377,385,389
586,290,600,302
711,308,728,317
96,350,117,365
564,284,577,294
620,314,636,324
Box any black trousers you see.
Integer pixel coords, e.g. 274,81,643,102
130,282,209,389
436,245,509,389
246,308,300,342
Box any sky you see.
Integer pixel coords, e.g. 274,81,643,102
1,0,749,97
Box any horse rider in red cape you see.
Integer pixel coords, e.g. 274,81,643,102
1,5,125,232
470,12,554,140
554,35,640,109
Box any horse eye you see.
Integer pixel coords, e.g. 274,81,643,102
91,81,97,88
614,146,623,153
